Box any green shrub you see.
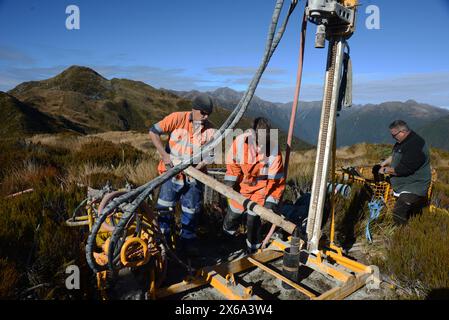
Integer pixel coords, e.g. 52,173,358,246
384,211,449,299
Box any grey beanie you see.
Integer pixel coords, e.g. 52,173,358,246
192,94,213,114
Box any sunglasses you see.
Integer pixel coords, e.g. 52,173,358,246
391,130,403,138
200,110,210,116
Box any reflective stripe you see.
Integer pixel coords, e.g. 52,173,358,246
268,173,284,180
157,198,175,207
229,202,243,214
246,239,262,250
181,206,196,215
224,175,238,182
255,175,268,181
152,123,163,134
266,196,279,204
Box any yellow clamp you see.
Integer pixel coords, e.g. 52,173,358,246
120,237,150,268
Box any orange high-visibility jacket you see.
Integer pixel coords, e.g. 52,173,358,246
151,112,215,177
224,130,285,214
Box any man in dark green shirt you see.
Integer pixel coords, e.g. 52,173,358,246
378,120,431,225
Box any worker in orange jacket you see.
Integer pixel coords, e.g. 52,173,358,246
149,94,215,256
222,117,286,254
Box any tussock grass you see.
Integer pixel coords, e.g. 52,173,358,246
381,211,449,299
65,160,158,188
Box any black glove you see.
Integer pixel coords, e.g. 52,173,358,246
372,164,382,182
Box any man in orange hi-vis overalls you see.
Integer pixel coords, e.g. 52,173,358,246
222,118,286,254
149,94,215,257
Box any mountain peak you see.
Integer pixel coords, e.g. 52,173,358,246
212,87,244,101
56,65,107,81
405,99,418,105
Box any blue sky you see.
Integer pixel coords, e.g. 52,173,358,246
1,0,449,107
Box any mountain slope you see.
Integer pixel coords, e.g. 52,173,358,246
417,115,449,150
0,91,88,137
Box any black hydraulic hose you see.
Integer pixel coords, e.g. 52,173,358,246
85,0,298,273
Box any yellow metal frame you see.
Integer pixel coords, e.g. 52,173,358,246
335,167,437,211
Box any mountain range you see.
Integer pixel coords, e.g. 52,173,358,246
171,87,449,150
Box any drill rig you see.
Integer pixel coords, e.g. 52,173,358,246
305,0,357,253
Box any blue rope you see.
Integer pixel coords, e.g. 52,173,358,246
366,198,384,243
